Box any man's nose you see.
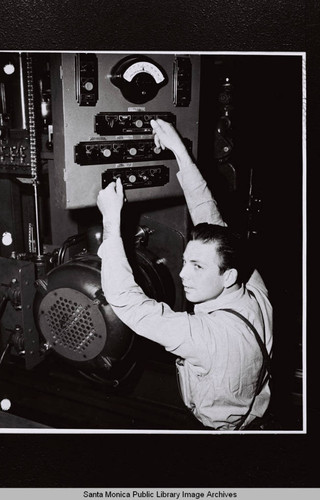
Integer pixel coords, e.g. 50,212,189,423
179,264,187,280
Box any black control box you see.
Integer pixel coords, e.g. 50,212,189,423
173,57,192,107
75,139,175,165
95,112,176,136
75,53,99,106
0,133,31,176
101,165,169,189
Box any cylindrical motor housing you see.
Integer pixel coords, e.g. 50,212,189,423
34,247,175,383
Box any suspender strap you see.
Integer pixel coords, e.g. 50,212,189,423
214,308,271,430
218,308,271,373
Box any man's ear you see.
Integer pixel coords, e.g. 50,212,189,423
223,268,238,288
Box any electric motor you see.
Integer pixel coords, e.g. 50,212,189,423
33,247,175,383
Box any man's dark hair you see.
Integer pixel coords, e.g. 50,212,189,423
190,223,251,284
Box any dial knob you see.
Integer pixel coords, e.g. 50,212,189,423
128,174,137,183
102,148,112,158
135,119,143,128
84,81,94,91
2,232,13,246
129,147,137,156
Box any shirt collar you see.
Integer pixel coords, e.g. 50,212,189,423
194,284,246,314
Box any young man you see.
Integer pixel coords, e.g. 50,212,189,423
97,119,273,430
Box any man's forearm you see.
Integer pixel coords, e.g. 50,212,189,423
97,178,124,241
175,153,226,227
173,143,195,173
102,218,121,240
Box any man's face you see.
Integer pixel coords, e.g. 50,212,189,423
179,239,226,303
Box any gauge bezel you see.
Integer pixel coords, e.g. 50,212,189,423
110,55,168,104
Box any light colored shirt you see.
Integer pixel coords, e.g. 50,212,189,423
98,159,273,430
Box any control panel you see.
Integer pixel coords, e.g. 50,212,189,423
102,165,169,189
0,135,31,175
50,53,201,208
75,139,175,165
75,53,99,106
0,53,33,176
95,112,175,136
173,57,192,107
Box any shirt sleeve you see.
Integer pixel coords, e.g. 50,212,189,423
97,236,213,371
246,269,269,295
176,162,226,227
177,160,270,298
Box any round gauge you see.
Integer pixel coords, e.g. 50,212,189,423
110,56,168,104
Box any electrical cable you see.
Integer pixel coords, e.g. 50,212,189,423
57,233,87,266
0,342,10,367
0,294,8,318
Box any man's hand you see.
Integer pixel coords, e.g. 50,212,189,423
150,119,187,158
97,177,124,238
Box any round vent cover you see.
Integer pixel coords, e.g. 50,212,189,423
38,287,107,362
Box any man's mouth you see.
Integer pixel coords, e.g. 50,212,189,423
182,284,193,291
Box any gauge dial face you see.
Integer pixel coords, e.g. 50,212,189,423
123,61,166,84
111,56,168,104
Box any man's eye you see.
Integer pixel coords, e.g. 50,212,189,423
194,263,202,270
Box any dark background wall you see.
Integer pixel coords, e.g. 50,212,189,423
198,54,304,428
0,0,306,52
0,0,316,490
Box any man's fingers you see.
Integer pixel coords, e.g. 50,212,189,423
154,133,161,149
104,179,123,192
151,121,167,150
150,119,160,130
154,118,167,128
115,176,124,194
151,118,168,132
105,180,116,191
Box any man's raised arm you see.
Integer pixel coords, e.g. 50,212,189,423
150,119,226,227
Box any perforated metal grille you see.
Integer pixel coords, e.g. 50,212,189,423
38,288,107,361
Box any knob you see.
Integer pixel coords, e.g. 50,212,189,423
102,148,112,158
2,231,13,246
129,147,137,156
84,81,94,91
128,174,137,183
135,119,143,128
0,399,11,411
154,146,161,154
